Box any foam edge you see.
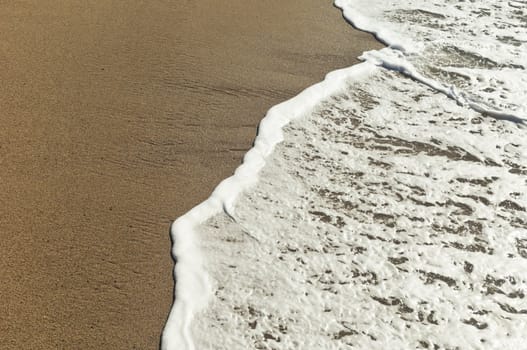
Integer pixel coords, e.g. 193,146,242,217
160,62,377,350
335,0,526,124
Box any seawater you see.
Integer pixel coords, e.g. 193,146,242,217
337,0,526,121
162,1,527,349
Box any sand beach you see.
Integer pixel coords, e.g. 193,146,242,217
0,1,381,348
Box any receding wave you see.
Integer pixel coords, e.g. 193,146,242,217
162,1,527,349
336,0,527,122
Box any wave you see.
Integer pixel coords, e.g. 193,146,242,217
161,62,378,350
162,1,527,349
335,0,527,124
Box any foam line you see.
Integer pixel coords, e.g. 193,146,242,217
335,0,409,52
360,49,527,125
161,62,377,350
335,0,527,124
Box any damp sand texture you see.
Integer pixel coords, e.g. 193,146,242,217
0,0,381,349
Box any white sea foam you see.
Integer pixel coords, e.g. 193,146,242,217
336,0,527,122
162,1,527,349
191,66,527,350
161,63,378,350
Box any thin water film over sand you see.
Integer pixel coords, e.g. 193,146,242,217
191,69,527,349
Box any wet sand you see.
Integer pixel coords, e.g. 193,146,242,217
0,1,381,349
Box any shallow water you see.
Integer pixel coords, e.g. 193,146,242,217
165,0,527,348
337,0,527,121
193,67,527,349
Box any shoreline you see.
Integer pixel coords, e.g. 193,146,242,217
162,61,378,349
0,1,381,348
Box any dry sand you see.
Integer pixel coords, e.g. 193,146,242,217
0,1,381,348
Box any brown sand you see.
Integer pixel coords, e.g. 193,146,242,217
0,1,381,349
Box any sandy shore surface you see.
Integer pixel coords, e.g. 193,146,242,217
0,1,381,348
